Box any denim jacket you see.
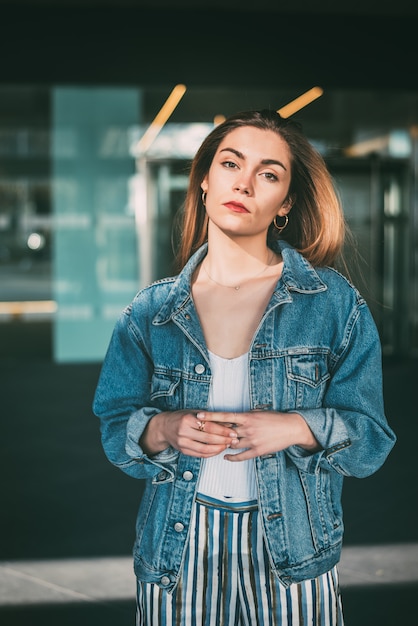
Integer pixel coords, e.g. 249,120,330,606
93,241,396,591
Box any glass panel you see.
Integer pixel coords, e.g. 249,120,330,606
52,88,141,362
330,158,410,355
0,87,52,315
147,160,190,279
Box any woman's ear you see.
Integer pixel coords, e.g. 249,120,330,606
201,175,208,193
280,195,294,215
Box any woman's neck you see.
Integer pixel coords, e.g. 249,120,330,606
203,232,278,288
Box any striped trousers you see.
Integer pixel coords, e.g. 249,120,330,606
136,494,345,626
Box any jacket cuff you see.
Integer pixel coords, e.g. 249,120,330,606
125,406,179,465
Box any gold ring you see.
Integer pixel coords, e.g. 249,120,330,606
196,420,205,432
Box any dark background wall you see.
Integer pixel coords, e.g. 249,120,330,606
1,0,417,90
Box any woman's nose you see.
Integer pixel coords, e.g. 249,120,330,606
234,179,252,194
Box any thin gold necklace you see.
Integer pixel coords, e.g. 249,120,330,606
202,252,274,291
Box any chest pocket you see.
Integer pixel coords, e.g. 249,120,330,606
285,352,330,408
150,369,182,410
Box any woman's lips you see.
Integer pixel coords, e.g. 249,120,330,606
224,201,249,213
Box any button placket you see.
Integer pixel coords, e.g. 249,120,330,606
174,522,184,532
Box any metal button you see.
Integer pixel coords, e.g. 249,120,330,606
174,522,184,532
161,575,170,586
194,363,205,374
182,471,193,481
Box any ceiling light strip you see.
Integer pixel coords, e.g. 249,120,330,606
136,83,187,154
278,86,324,118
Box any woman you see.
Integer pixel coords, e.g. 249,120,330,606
93,109,396,625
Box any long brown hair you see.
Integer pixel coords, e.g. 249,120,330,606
175,109,346,271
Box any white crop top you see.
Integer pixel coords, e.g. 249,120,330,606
197,351,258,502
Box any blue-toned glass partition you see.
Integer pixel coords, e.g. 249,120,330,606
52,88,141,362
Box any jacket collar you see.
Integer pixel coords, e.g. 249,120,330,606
153,241,327,325
279,240,328,294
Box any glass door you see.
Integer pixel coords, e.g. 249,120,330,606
330,156,410,355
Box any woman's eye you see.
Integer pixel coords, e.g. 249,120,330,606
222,160,237,169
263,172,279,182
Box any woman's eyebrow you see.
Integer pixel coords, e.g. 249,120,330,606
219,147,287,171
261,158,287,171
219,147,244,159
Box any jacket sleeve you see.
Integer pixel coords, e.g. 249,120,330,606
93,305,179,481
285,300,396,477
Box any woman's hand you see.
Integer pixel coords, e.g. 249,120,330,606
195,410,321,462
140,409,239,458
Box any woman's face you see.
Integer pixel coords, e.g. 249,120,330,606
201,126,293,240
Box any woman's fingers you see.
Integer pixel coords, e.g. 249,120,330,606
196,411,238,427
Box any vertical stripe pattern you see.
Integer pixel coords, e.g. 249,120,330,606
136,496,344,626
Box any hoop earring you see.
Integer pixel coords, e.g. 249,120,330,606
273,214,288,233
201,191,207,206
